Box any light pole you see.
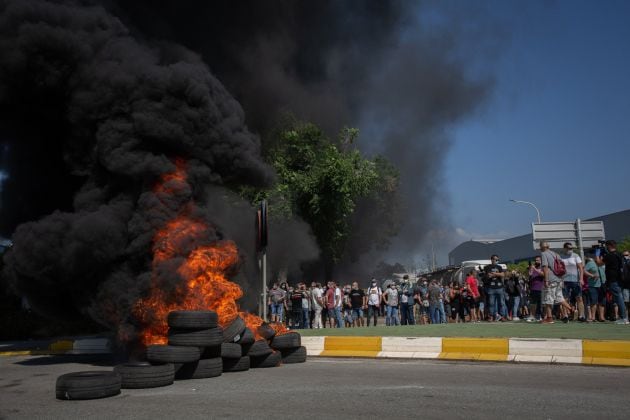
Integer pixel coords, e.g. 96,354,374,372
509,199,541,224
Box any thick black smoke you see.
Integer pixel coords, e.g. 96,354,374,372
0,0,297,329
109,0,495,277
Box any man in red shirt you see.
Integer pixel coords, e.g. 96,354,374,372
465,270,480,322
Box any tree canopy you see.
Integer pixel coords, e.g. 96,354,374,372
242,119,400,276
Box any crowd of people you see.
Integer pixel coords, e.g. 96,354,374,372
266,240,630,328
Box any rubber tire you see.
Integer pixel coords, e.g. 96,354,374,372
222,356,250,372
280,346,307,364
113,362,174,389
250,351,281,368
147,345,201,363
247,340,273,357
238,328,255,345
56,371,121,400
221,343,242,359
257,323,276,340
270,332,301,350
201,345,221,359
167,311,218,329
237,328,254,356
168,327,223,347
175,358,222,380
222,316,246,343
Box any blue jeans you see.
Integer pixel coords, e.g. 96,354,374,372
429,304,441,324
400,303,415,325
487,288,507,318
509,295,521,318
608,282,628,320
302,308,310,329
334,307,344,328
386,305,399,326
439,301,446,323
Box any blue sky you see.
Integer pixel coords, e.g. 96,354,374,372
444,0,630,243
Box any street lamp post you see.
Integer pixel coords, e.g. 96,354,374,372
509,199,541,224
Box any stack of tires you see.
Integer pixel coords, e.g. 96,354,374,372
269,331,307,365
221,315,253,372
55,312,305,400
146,310,223,380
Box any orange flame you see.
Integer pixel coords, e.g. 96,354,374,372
133,160,286,345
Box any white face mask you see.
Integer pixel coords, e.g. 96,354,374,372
566,250,573,256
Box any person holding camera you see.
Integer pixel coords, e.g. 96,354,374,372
595,240,629,324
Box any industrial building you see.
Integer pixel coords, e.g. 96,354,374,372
448,209,630,265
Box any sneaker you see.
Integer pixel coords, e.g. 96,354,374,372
525,316,535,323
512,316,520,321
495,314,502,322
598,319,607,323
578,317,587,323
541,317,555,324
614,319,629,325
562,317,569,324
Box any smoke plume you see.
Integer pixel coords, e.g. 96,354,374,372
1,0,494,333
0,0,316,327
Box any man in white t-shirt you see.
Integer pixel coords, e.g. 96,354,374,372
310,282,324,329
561,242,585,322
366,279,382,327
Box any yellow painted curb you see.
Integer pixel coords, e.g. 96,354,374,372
439,338,508,361
320,337,382,358
582,340,630,366
49,340,74,352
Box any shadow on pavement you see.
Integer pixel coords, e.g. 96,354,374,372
14,354,116,367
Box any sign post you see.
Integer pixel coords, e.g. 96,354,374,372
532,220,605,253
257,200,268,321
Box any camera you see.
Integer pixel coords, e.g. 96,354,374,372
591,240,608,257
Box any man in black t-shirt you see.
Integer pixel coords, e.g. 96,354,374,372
349,282,366,327
484,254,507,322
596,240,628,323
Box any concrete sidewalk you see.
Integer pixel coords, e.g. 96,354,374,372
302,336,630,367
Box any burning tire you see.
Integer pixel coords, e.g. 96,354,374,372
238,328,255,344
55,371,121,400
270,332,301,350
280,346,307,364
257,322,276,340
168,327,223,347
250,350,281,368
167,310,218,329
222,356,250,372
247,339,273,357
146,345,201,363
221,343,242,359
175,357,222,380
222,316,246,343
113,362,175,389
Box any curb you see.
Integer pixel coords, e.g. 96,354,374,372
302,336,630,367
0,337,111,356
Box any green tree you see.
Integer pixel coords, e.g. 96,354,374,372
243,119,399,277
618,236,630,253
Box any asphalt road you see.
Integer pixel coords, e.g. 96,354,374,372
1,355,629,419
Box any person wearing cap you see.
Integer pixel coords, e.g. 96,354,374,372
596,240,629,324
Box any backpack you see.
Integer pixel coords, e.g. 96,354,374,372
552,253,566,277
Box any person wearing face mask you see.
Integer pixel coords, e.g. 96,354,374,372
560,242,585,322
366,279,382,327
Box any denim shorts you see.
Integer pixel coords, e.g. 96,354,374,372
588,286,605,305
270,303,283,316
563,281,582,301
352,308,364,319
